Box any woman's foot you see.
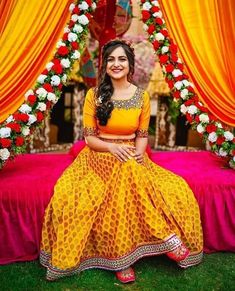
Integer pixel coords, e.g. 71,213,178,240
116,267,135,283
167,244,190,262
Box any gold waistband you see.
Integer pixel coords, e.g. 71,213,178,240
98,133,136,140
99,137,135,143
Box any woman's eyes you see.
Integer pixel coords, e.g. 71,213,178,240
107,58,127,62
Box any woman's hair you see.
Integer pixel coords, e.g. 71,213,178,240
95,39,135,126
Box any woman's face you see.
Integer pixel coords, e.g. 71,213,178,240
106,46,130,80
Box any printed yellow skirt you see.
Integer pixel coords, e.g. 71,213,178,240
40,143,203,280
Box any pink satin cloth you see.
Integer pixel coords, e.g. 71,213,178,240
0,142,234,265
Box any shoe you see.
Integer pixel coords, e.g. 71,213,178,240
167,244,190,262
116,267,135,283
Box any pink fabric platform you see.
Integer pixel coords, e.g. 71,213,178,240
0,142,235,265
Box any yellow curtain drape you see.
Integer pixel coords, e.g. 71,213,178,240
0,0,73,123
160,0,235,126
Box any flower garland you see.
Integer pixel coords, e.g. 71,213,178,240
140,0,235,169
0,0,97,169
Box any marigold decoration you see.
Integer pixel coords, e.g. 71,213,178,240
140,0,235,169
0,0,97,169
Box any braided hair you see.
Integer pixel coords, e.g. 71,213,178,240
96,39,135,126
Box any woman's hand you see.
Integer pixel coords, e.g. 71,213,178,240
134,151,145,164
107,143,136,162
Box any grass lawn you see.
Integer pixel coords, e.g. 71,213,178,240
0,253,234,291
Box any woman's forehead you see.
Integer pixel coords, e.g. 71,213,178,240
108,46,127,57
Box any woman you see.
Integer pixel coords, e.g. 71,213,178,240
40,39,203,282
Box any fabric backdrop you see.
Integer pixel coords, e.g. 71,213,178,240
160,0,235,126
0,0,73,123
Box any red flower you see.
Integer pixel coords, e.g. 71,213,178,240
152,40,159,50
142,10,151,22
85,13,92,21
7,123,21,132
27,95,37,105
195,115,200,123
58,46,69,56
46,101,52,109
62,33,68,41
0,138,11,148
43,83,53,92
185,99,195,106
171,54,178,62
147,24,156,35
186,113,193,123
174,75,183,81
151,6,160,13
165,64,174,73
15,136,24,147
71,41,79,50
85,0,92,6
206,124,217,133
167,80,174,89
155,17,163,25
216,136,225,145
231,149,235,156
169,43,178,54
160,29,168,37
41,69,48,75
36,112,44,122
159,55,168,64
58,83,63,91
69,20,75,28
13,113,29,122
73,6,80,14
52,63,63,74
173,91,180,99
188,86,194,93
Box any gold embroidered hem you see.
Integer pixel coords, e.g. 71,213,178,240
83,127,98,136
40,144,203,281
136,129,148,137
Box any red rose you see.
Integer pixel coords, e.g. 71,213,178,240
43,83,53,92
85,13,92,21
151,6,160,13
167,80,174,89
165,64,174,73
0,138,11,148
13,113,29,122
174,75,183,81
58,46,69,56
185,99,194,106
7,123,21,132
58,83,63,90
188,86,194,93
142,10,151,22
52,64,63,74
52,58,60,66
69,20,75,28
171,54,178,62
173,90,180,99
195,115,200,123
46,101,52,110
71,41,79,50
159,55,168,64
169,43,178,53
147,24,156,35
62,32,68,41
231,149,235,156
216,136,225,145
15,136,24,147
27,95,37,105
160,29,168,37
73,6,80,14
152,40,159,50
155,17,163,25
186,113,193,123
41,69,48,75
206,124,217,133
177,63,184,71
85,0,92,6
36,112,44,122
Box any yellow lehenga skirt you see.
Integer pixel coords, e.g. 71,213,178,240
40,142,203,280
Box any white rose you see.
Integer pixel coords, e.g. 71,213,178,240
68,32,78,42
61,58,71,68
6,115,14,123
73,24,83,33
187,105,197,114
78,15,89,25
64,26,70,33
71,14,79,22
142,2,152,10
0,148,10,161
197,124,205,133
199,113,209,123
155,33,164,41
0,127,11,138
215,122,223,128
224,131,234,141
69,3,75,12
19,104,32,114
180,104,188,114
208,132,217,143
180,88,189,100
219,148,227,157
182,80,190,87
62,74,67,84
153,11,162,18
46,62,54,71
47,92,57,103
172,69,183,78
91,2,97,10
161,46,169,54
22,127,30,136
36,88,47,100
37,102,47,112
25,89,34,98
56,40,66,49
51,75,61,86
27,114,37,125
71,50,81,60
79,1,89,11
37,74,47,84
152,1,159,6
174,81,183,90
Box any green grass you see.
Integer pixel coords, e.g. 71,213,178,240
0,253,235,291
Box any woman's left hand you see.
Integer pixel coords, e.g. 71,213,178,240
134,151,144,164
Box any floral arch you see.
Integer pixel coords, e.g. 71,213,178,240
0,0,234,169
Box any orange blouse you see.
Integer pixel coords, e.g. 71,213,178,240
83,87,150,138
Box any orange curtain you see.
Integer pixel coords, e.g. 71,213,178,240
160,0,235,126
0,0,73,123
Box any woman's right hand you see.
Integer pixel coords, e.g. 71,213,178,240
107,143,136,162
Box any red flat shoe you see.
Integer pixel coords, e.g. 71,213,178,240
167,244,190,262
116,267,135,283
